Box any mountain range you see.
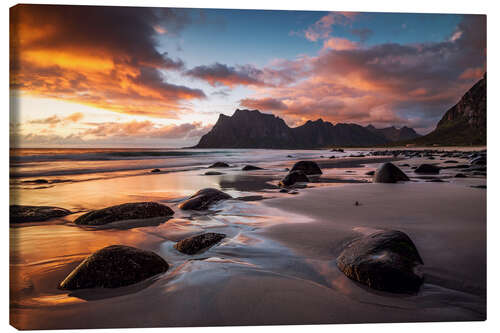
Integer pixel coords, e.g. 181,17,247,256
408,73,486,146
194,74,486,148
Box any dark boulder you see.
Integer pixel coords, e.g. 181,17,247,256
204,171,224,175
373,163,410,183
279,170,309,187
59,245,168,290
151,168,161,173
290,161,322,175
179,188,232,210
74,202,174,226
455,173,467,178
415,164,440,174
174,233,226,255
209,162,230,168
337,230,424,293
365,171,375,176
242,165,262,171
10,205,72,223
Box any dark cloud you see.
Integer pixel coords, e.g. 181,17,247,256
184,63,266,87
10,4,205,117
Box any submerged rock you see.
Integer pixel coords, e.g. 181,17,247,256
74,202,174,226
290,161,322,175
242,165,262,171
179,188,232,210
10,205,72,223
455,173,467,178
337,230,424,293
174,233,226,254
279,170,309,187
415,164,440,174
365,170,375,176
208,162,230,168
151,168,161,173
59,245,168,290
373,163,409,183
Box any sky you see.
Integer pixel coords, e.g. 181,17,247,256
9,5,486,147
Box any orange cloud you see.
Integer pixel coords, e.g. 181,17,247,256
323,37,359,50
10,5,205,118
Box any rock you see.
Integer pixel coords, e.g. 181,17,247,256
290,161,322,175
329,155,336,159
59,245,168,290
10,205,72,223
242,165,262,171
365,171,375,176
279,188,289,193
471,185,486,189
74,202,174,226
373,163,410,183
443,160,458,164
415,164,440,174
204,171,224,175
174,233,226,255
179,188,232,210
279,170,309,187
336,230,424,293
151,168,161,173
208,162,230,168
454,173,467,178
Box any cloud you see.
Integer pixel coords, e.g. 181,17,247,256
10,5,205,118
28,112,84,127
12,119,212,147
304,12,358,41
323,37,359,50
240,98,288,111
239,15,486,132
351,28,373,42
81,120,211,139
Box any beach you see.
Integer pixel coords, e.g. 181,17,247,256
9,147,486,329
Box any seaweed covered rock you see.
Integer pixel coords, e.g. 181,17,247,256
337,230,424,293
373,163,410,183
10,205,72,223
290,161,322,175
179,188,232,210
59,245,169,290
279,170,309,187
74,202,174,226
174,232,226,255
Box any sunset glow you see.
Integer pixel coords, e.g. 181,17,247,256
10,5,486,147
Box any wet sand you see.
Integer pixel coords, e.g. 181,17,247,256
10,149,486,329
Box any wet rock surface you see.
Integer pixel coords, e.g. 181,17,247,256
279,170,309,187
174,233,226,255
373,163,410,183
59,245,169,290
337,230,424,294
290,161,322,175
10,205,72,223
179,188,232,210
74,202,174,226
242,165,263,171
415,164,440,174
208,162,230,168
